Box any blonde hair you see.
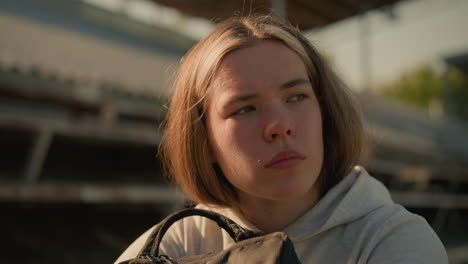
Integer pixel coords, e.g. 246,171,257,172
160,15,364,208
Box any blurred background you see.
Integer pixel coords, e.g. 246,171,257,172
0,0,467,263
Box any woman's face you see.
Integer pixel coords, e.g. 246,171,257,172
206,40,323,204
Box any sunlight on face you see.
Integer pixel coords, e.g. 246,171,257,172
206,40,324,205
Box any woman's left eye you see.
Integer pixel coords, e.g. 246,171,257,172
287,94,308,103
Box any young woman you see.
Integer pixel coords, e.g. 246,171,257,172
116,15,447,263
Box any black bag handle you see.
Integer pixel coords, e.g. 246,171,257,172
139,208,264,258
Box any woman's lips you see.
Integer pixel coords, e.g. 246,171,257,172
265,150,306,169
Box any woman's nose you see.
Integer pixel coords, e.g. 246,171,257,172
263,109,296,142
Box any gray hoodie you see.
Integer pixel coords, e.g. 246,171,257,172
116,166,448,263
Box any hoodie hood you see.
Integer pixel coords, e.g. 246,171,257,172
284,166,393,240
202,166,393,241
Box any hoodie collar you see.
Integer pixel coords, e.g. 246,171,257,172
202,166,393,240
284,166,393,240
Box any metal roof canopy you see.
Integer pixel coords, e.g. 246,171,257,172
149,0,402,30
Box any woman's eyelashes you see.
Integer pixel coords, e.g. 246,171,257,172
233,105,256,116
287,93,308,103
231,94,309,116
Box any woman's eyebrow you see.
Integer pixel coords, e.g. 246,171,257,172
222,78,310,110
222,93,257,110
280,78,311,89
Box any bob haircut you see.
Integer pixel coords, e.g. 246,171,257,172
160,14,364,208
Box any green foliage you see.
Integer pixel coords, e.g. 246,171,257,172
379,65,441,108
378,65,468,121
446,68,468,120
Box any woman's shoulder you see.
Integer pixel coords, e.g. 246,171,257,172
350,178,448,263
364,204,448,263
342,167,448,263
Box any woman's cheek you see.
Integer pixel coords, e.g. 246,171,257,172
232,124,263,162
224,120,244,143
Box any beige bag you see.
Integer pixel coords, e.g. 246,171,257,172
119,208,301,264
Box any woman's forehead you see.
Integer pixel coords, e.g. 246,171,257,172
211,41,309,93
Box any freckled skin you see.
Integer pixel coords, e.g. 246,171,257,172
206,41,324,207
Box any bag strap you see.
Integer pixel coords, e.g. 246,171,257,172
138,208,264,258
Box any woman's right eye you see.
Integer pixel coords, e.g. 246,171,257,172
233,105,255,116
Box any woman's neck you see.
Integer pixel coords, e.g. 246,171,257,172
236,187,320,233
